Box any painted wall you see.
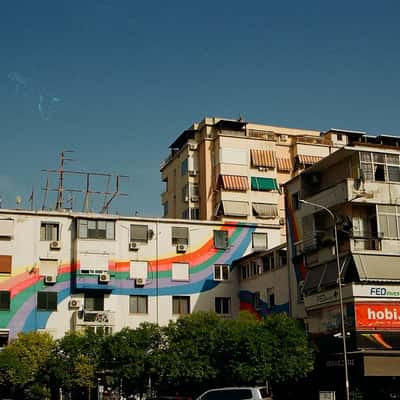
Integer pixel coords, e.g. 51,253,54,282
0,210,280,340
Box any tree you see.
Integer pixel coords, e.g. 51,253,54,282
0,331,54,399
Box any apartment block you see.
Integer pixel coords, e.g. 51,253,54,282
284,131,400,397
0,208,280,343
160,117,347,241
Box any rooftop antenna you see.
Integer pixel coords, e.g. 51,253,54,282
100,175,129,213
28,188,34,211
56,150,75,210
41,175,50,210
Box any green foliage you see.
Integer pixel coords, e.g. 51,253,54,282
0,331,54,398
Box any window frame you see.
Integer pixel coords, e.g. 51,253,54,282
37,291,58,311
213,230,228,250
77,219,115,240
84,293,104,311
215,297,231,315
171,226,189,245
130,224,149,243
213,264,230,281
172,296,190,315
129,295,148,314
0,255,12,274
0,291,10,311
40,222,60,241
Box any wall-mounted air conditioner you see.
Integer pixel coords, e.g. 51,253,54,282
176,244,187,253
99,272,110,283
68,299,81,309
50,241,61,250
44,275,57,284
129,242,139,251
135,277,146,286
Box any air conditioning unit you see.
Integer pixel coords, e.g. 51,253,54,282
68,298,81,309
50,240,61,250
188,170,198,176
99,272,110,283
135,277,146,286
191,195,199,202
129,242,139,251
44,275,57,284
188,143,198,151
279,217,285,226
176,243,188,253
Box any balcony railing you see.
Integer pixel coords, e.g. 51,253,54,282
352,231,382,251
73,310,116,327
295,136,333,146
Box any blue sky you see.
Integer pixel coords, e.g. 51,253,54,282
1,0,399,216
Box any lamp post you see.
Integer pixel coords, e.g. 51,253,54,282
299,199,350,400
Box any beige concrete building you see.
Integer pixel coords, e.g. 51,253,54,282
284,132,400,397
160,117,347,240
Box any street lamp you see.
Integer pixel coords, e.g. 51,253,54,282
299,199,350,400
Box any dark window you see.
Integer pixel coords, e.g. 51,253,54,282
0,331,8,347
214,230,228,249
0,255,12,274
84,294,104,311
337,133,343,141
214,264,230,281
253,292,261,310
181,159,188,176
269,293,275,307
37,292,57,311
190,208,200,220
0,291,10,311
130,224,148,242
171,227,189,245
129,295,148,313
77,219,115,240
215,297,231,315
40,222,59,241
172,296,190,314
292,192,301,210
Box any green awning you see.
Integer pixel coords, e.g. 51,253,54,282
251,177,279,191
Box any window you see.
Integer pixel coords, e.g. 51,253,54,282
251,177,279,191
0,330,8,348
0,219,14,237
360,151,400,183
182,184,189,202
262,253,274,272
267,288,275,307
190,208,200,220
84,294,104,311
40,222,59,241
253,292,261,310
129,261,148,280
171,226,189,245
129,295,148,314
241,264,251,280
130,224,148,243
189,183,199,197
214,230,228,249
172,262,190,281
0,256,12,274
37,292,57,311
252,232,267,248
39,259,58,276
278,249,287,267
163,202,168,217
292,192,301,210
172,296,190,314
77,219,115,239
214,264,230,281
378,205,400,238
0,291,10,311
336,133,343,141
215,297,231,315
182,209,189,219
181,158,188,176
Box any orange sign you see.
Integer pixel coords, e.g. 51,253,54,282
356,303,400,330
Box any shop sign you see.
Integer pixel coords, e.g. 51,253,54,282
356,302,400,330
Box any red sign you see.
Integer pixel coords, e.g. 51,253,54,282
356,303,400,330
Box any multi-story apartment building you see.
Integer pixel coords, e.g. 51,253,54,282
160,117,347,240
284,132,400,398
0,208,279,343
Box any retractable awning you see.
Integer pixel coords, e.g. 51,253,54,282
276,157,292,172
221,200,249,217
251,177,279,191
250,149,276,168
353,254,400,281
252,203,278,218
297,154,323,165
219,175,249,191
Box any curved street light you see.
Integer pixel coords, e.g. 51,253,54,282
299,199,350,400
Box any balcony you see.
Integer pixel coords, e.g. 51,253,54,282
352,232,382,251
73,310,116,329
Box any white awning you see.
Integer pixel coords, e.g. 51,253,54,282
252,203,278,218
353,254,400,281
222,200,249,217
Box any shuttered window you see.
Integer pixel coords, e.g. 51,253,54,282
0,256,12,274
130,225,148,242
214,230,228,250
171,226,189,245
251,177,279,191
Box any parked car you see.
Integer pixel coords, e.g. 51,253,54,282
195,387,272,400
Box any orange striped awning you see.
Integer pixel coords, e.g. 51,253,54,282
219,175,249,191
297,155,323,165
250,149,276,168
276,157,292,172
